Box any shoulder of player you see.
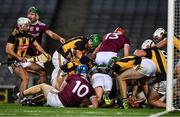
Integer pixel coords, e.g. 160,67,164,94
35,20,47,26
66,36,87,43
71,36,87,40
26,33,35,40
11,27,20,36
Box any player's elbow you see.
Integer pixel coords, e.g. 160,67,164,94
5,44,12,54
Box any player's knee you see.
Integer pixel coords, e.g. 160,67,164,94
39,83,47,86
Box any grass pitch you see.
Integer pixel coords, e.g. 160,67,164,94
0,103,179,117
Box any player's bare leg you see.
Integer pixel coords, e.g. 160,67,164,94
52,75,64,90
23,83,54,99
26,63,47,83
148,91,166,108
118,68,145,98
37,69,46,84
14,66,29,96
117,68,146,109
94,86,104,102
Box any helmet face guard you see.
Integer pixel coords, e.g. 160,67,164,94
153,28,166,43
17,17,31,26
89,34,101,48
141,39,155,49
17,17,31,32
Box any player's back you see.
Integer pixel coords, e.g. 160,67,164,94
58,74,95,107
144,47,167,75
57,36,88,60
99,32,130,52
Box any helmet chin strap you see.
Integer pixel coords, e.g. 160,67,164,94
31,20,38,25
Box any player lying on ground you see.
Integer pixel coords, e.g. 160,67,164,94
18,64,98,108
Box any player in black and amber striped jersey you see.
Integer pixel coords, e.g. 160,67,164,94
6,17,50,97
153,28,180,103
110,56,142,74
110,39,166,109
134,46,167,77
153,28,179,79
51,35,100,89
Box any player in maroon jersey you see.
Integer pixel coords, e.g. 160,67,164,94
27,6,65,56
92,27,131,66
25,6,65,84
19,65,98,108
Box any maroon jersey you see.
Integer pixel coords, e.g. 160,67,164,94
98,32,130,53
27,20,49,56
58,74,96,107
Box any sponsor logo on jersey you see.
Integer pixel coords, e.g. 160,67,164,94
18,44,29,51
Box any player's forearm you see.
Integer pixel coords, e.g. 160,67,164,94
51,32,63,41
124,44,130,57
133,49,146,57
34,41,46,54
47,30,65,43
6,50,19,60
155,38,167,49
36,46,46,54
6,44,19,59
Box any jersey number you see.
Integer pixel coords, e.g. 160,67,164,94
72,81,89,97
105,33,120,40
161,50,167,61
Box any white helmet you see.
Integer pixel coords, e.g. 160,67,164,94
153,28,165,40
141,39,155,49
17,17,31,26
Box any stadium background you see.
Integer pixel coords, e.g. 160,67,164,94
0,0,167,86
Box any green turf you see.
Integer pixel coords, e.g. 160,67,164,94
0,103,179,117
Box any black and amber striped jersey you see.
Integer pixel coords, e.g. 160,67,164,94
7,31,35,60
112,56,142,74
174,36,180,50
57,36,88,60
144,47,167,75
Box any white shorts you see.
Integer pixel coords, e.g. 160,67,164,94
95,52,117,66
47,89,64,107
8,62,33,74
51,51,69,82
134,58,156,77
150,79,176,95
16,61,44,68
18,62,32,68
8,61,44,74
91,73,112,92
35,62,45,68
